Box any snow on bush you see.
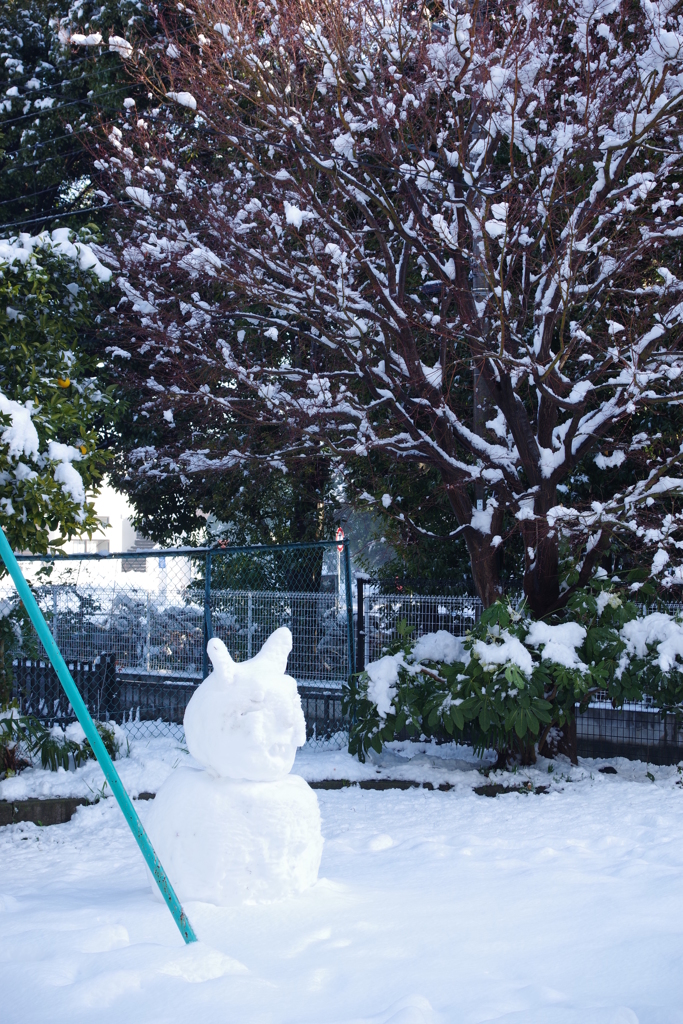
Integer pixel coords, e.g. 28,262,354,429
0,228,112,283
619,614,683,675
0,711,126,777
345,588,683,764
0,227,112,552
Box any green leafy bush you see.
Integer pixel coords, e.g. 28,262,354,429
0,708,125,776
0,231,114,555
344,585,680,764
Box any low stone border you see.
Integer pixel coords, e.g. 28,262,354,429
0,797,91,827
0,791,156,827
310,780,549,795
473,782,549,797
0,779,552,827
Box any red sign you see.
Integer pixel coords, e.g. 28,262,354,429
336,527,344,552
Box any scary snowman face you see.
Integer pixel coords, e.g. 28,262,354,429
183,627,307,781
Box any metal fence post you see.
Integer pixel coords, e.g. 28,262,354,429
247,592,253,659
356,575,365,674
202,549,213,679
145,591,151,674
343,540,355,678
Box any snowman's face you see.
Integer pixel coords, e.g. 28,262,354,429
183,627,306,781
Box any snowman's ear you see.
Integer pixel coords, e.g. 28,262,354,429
252,626,292,674
207,637,234,682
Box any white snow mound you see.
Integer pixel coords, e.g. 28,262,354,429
183,628,306,781
145,768,323,906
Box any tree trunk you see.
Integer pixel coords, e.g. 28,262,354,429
538,719,578,764
0,634,8,706
464,530,503,607
445,482,503,607
522,485,560,617
522,531,559,617
558,719,578,765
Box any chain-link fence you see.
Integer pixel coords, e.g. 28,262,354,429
355,584,482,672
4,541,354,749
6,547,683,762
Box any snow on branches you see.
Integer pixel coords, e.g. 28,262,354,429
95,0,683,611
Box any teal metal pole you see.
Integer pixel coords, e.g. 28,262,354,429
0,528,197,945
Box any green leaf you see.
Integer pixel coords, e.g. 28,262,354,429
451,708,465,731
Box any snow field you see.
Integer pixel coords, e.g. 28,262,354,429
2,771,683,1023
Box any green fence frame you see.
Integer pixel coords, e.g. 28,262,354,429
13,538,356,683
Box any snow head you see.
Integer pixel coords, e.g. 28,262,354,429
183,627,307,781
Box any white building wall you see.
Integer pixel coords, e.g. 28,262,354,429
57,482,193,595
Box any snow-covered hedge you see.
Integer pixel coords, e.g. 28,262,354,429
345,587,683,763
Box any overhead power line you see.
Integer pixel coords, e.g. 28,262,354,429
0,49,117,87
0,188,176,231
0,84,141,130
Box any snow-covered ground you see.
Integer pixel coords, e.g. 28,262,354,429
0,734,195,802
1,734,495,802
0,733,680,798
2,747,683,1022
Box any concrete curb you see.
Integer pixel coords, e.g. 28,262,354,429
0,779,551,826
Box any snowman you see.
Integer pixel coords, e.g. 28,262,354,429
145,627,323,906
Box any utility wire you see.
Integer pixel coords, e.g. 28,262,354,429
2,147,90,173
0,188,176,231
0,206,105,230
0,49,122,87
0,183,88,209
2,115,139,155
0,84,142,130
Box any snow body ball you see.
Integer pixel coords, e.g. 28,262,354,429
145,767,323,906
183,628,306,781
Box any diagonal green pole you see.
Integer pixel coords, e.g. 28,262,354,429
0,528,197,945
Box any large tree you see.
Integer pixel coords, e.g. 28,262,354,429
94,0,683,612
